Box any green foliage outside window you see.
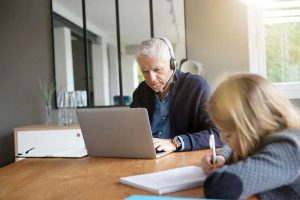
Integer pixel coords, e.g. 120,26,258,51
137,64,145,83
265,22,300,82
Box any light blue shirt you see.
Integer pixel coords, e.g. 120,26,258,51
150,91,185,151
151,92,171,139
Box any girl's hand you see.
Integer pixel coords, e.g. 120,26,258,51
200,154,226,174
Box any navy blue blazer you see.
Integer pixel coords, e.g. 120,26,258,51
131,70,223,150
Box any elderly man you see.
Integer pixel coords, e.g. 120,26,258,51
131,37,222,152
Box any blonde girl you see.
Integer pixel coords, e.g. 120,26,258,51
201,73,300,200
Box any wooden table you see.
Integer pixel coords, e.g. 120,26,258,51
0,150,256,200
0,150,208,200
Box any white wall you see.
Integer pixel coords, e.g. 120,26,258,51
92,42,110,106
54,27,74,92
185,0,249,90
121,54,136,97
108,44,120,104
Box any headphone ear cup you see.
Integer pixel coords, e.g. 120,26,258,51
170,58,177,70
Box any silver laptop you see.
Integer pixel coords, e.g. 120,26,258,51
77,107,171,159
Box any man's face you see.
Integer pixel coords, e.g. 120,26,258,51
137,55,172,93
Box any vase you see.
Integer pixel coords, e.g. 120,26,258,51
58,91,77,126
45,104,52,125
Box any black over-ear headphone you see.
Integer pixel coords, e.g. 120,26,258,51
158,37,177,70
158,37,177,91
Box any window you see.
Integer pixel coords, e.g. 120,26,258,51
247,0,300,99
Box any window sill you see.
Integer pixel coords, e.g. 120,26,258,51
273,82,300,99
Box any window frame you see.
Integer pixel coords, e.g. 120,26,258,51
247,2,300,99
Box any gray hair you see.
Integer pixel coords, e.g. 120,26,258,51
136,37,174,62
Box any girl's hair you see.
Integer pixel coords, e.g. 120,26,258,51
135,37,174,62
208,73,300,158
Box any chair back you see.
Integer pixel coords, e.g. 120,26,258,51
180,60,205,78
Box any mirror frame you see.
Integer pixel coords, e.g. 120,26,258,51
50,0,187,108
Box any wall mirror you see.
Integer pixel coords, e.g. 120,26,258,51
51,0,186,107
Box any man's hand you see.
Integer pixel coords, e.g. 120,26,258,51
153,138,176,152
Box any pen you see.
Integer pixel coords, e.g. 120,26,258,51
209,134,216,167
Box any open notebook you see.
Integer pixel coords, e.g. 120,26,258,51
120,166,207,195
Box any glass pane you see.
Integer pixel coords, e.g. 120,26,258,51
52,0,85,106
264,0,300,82
119,0,151,105
153,0,186,65
85,0,119,106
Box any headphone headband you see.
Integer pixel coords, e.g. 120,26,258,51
158,38,177,70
